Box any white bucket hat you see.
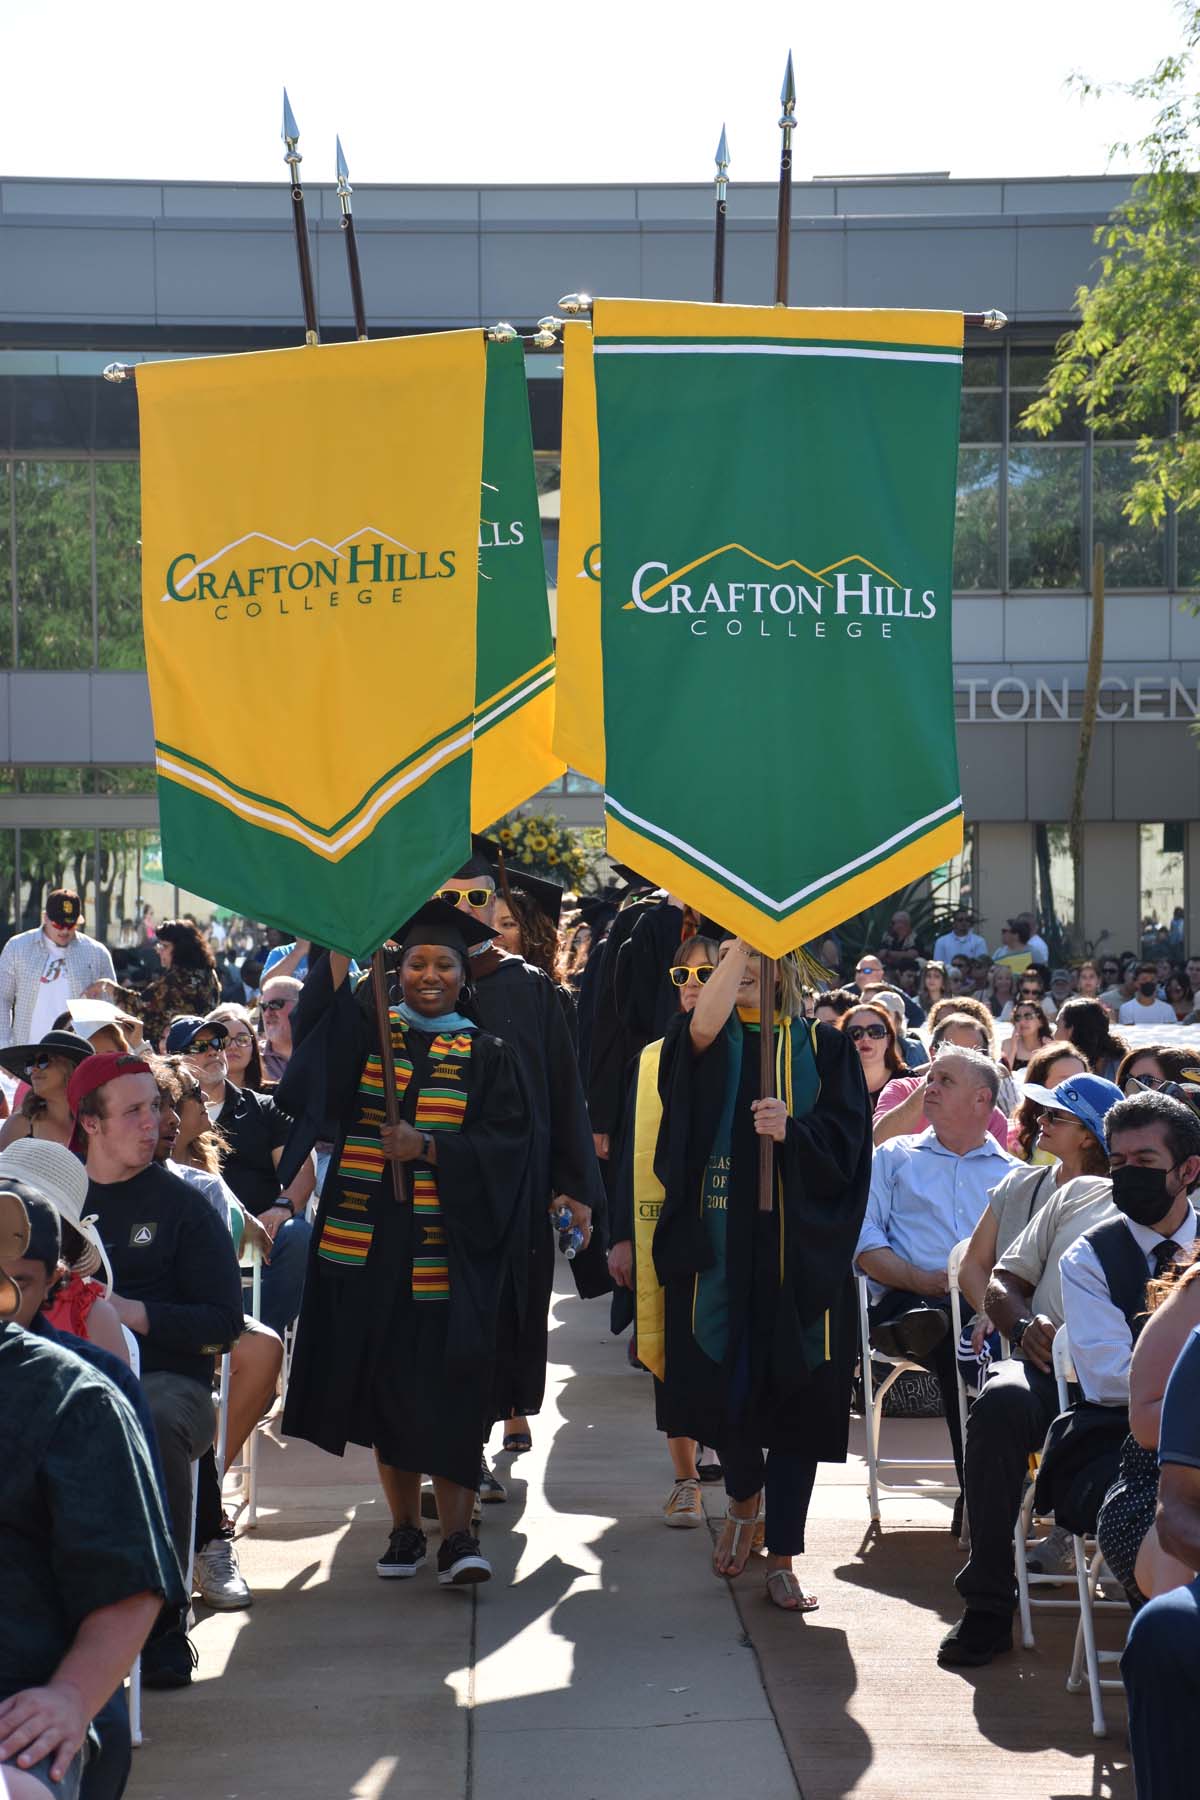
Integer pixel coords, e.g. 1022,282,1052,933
0,1139,112,1294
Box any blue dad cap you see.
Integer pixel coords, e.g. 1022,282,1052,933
163,1015,227,1055
1020,1073,1125,1151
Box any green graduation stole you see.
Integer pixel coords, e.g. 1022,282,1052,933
692,1013,823,1365
317,1016,473,1303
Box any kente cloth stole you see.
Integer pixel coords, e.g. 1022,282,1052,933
692,1015,825,1367
318,1017,473,1303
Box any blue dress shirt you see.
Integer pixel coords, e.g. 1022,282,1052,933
856,1126,1015,1292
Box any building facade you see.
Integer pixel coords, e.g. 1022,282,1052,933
0,170,1193,955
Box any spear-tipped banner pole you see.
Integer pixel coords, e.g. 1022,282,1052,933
757,51,796,1213
282,89,320,347
713,124,730,305
280,93,401,1200
335,135,369,341
774,51,796,309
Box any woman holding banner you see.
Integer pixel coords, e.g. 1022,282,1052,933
652,936,872,1612
280,901,531,1589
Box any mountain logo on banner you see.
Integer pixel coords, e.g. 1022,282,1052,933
624,546,940,634
160,527,458,618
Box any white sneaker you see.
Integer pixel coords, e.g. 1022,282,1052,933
194,1535,253,1610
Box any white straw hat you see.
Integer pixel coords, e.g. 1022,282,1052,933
0,1139,112,1293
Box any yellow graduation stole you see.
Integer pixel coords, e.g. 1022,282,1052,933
632,1039,668,1381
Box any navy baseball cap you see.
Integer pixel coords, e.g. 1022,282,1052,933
1020,1073,1125,1150
164,1016,228,1054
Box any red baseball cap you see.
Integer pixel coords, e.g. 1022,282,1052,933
67,1052,152,1115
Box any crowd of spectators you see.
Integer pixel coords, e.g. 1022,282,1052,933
3,876,1199,1798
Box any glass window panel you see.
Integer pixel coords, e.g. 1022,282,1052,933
93,385,140,452
1033,823,1076,959
0,462,10,668
1008,445,1084,590
1139,823,1186,955
1093,444,1166,588
1178,506,1200,590
4,377,94,453
962,350,1001,389
528,380,563,453
959,391,1003,443
1009,392,1084,443
1092,394,1174,440
95,462,143,668
91,766,156,795
541,520,559,589
14,461,92,668
16,767,91,794
565,771,602,794
953,448,1000,591
1010,347,1057,388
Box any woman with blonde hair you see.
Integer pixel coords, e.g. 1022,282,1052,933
918,960,950,1014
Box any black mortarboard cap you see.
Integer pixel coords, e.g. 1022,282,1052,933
506,870,566,928
608,861,653,891
451,834,500,881
396,898,495,956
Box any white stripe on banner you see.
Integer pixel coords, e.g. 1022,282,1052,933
594,344,962,367
474,665,555,735
604,792,965,914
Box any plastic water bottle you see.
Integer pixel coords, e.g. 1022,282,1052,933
553,1204,585,1259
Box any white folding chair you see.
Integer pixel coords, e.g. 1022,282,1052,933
1049,1328,1128,1737
217,1245,263,1529
946,1240,973,1467
857,1272,960,1528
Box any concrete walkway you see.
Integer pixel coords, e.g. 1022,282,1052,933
129,1275,1134,1800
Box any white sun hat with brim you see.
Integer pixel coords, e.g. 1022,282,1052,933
0,1138,113,1294
67,997,139,1044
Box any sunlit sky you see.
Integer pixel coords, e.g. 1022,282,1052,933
0,0,1183,187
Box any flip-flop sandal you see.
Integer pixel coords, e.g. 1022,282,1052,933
502,1432,533,1454
712,1501,763,1580
765,1568,819,1613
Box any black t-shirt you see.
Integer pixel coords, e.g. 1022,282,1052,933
90,1161,244,1384
217,1082,292,1216
0,1324,184,1700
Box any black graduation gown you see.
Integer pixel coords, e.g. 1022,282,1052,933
652,1012,872,1459
471,950,608,1420
280,966,530,1487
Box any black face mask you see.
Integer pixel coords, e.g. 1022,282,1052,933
1111,1163,1177,1228
1139,979,1159,998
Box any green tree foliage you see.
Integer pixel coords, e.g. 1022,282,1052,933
1023,6,1200,529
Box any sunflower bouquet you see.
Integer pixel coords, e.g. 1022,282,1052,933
493,812,590,885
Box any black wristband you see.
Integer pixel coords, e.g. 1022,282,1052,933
1010,1316,1034,1349
421,1132,433,1160
278,1196,296,1218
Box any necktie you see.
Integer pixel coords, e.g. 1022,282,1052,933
1151,1239,1180,1278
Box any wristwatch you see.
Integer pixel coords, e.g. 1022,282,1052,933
420,1131,434,1160
1010,1315,1034,1349
278,1196,296,1219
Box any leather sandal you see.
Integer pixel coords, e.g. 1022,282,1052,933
765,1568,819,1613
502,1431,532,1454
712,1500,762,1579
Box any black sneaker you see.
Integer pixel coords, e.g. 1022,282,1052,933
376,1524,428,1579
936,1609,1013,1668
140,1626,199,1690
478,1463,507,1504
870,1307,949,1363
437,1530,492,1587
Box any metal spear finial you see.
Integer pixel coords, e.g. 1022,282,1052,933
715,124,730,179
335,135,351,193
780,49,796,119
282,88,301,169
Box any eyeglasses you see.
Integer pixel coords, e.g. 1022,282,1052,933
1014,1009,1042,1022
24,1052,58,1075
437,887,492,909
188,1036,225,1055
260,999,290,1015
847,1023,888,1043
1020,987,1042,997
668,964,715,987
225,1032,254,1048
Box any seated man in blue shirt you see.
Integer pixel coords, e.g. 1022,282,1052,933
1122,1322,1200,1800
856,1048,1014,1501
